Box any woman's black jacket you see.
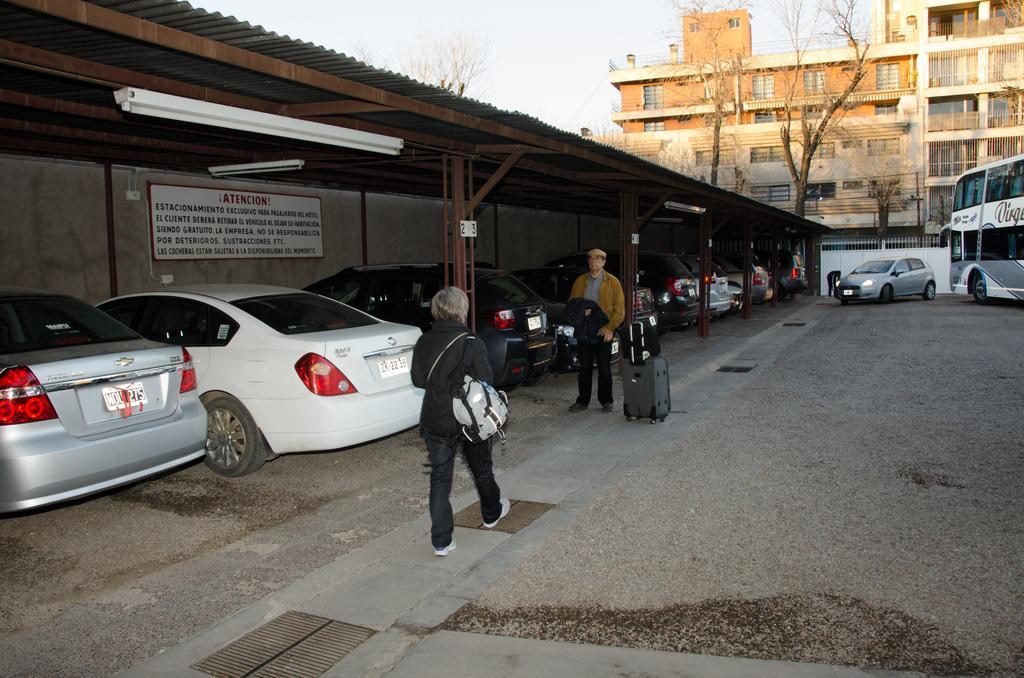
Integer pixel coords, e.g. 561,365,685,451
411,319,493,437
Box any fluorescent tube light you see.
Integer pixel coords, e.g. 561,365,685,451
208,159,305,177
114,88,403,155
664,201,707,214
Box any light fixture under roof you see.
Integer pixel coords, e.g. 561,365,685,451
114,87,403,156
208,159,305,177
664,200,707,214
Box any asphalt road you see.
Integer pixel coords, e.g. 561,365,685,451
1,293,1021,676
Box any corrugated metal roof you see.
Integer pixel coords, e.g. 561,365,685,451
0,0,829,235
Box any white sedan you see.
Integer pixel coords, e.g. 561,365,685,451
99,285,422,476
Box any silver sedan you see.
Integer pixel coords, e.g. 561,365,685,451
835,258,937,305
1,287,207,512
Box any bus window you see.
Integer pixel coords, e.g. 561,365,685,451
965,229,978,260
986,164,1009,202
980,228,1010,260
951,230,962,260
1010,160,1024,198
963,172,985,208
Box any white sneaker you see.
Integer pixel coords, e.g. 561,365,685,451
433,539,456,557
483,498,511,528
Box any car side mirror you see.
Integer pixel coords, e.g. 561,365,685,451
892,271,900,277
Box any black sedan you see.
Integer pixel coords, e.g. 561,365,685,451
305,264,555,388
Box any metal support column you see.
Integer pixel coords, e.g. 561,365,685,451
620,193,638,326
103,161,118,297
770,229,780,307
451,157,467,292
698,210,712,337
742,221,753,320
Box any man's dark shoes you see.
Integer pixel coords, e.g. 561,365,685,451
568,402,588,412
601,403,614,413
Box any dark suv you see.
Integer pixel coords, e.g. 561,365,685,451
305,264,555,388
544,251,698,332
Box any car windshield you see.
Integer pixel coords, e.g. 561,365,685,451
852,260,894,274
233,293,377,335
479,273,543,304
0,295,138,353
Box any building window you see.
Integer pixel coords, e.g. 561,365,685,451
752,74,775,100
843,180,864,190
842,139,863,149
876,63,899,90
928,185,953,222
750,146,785,163
867,137,899,156
643,121,665,132
689,22,701,33
753,184,791,201
868,178,901,197
989,45,1024,81
803,70,825,94
753,111,777,123
728,17,741,28
928,51,978,87
875,104,897,115
642,85,663,110
928,139,979,177
703,79,718,100
807,182,836,199
804,107,823,119
814,143,835,159
695,149,735,165
987,136,1024,159
928,96,977,131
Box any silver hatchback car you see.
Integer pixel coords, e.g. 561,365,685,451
0,287,206,512
835,258,937,305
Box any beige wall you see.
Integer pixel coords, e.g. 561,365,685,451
0,155,621,303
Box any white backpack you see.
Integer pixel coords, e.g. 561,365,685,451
452,374,509,444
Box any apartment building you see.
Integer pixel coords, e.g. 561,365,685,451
608,0,1024,234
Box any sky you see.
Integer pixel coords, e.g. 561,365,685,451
194,0,792,135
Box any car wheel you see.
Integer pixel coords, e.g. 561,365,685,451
879,285,893,304
202,394,267,477
922,281,936,301
840,298,849,306
971,272,989,304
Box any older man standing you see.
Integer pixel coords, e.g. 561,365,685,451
567,248,625,413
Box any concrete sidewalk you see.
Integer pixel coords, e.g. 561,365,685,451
123,297,921,678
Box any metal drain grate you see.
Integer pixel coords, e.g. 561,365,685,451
783,322,807,327
453,499,554,533
717,365,754,373
193,611,374,678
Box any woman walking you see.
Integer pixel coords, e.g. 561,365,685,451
411,287,510,556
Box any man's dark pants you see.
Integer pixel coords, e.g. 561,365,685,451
424,432,502,549
576,339,613,406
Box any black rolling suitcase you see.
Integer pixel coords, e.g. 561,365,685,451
622,354,670,423
627,319,661,366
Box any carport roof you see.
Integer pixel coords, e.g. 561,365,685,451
0,0,830,239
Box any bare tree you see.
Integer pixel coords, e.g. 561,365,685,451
402,31,488,97
774,0,872,216
673,0,748,186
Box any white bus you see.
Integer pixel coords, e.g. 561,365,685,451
948,154,1024,303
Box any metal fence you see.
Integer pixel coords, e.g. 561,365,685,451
821,234,944,251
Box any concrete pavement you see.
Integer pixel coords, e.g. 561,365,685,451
123,297,924,678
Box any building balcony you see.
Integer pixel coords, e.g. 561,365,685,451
987,110,1024,128
927,111,980,131
928,17,1010,42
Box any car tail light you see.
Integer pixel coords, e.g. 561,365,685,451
0,366,58,426
753,271,764,285
487,309,516,330
664,277,686,297
791,267,800,280
633,290,645,311
294,353,358,396
179,348,197,393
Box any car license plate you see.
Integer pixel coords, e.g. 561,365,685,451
378,356,410,378
527,315,541,331
843,289,853,296
102,382,147,411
